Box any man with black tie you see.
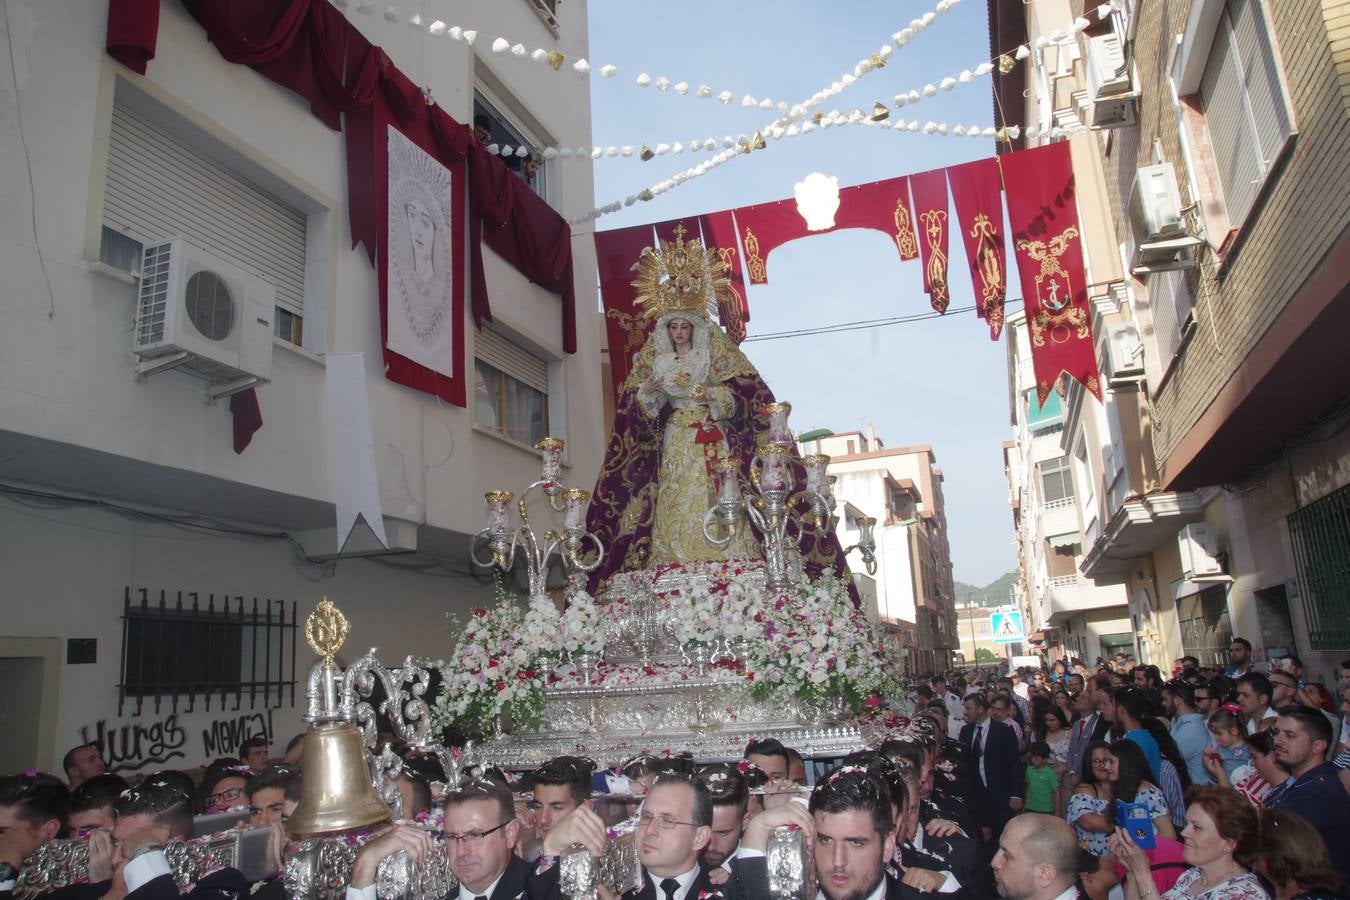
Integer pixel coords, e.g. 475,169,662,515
531,774,719,900
960,695,1022,844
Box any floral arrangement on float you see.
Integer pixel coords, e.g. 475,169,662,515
427,560,907,738
426,574,549,738
738,571,907,715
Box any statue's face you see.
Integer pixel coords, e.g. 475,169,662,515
667,318,693,350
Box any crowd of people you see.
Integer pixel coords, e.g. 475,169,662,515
1,642,1347,900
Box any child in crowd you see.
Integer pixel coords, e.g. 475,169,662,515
1204,708,1249,779
1025,740,1061,816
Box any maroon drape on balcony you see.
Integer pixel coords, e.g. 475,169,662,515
106,0,577,407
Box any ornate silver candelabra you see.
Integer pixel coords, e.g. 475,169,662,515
701,403,834,592
469,437,604,599
842,514,878,576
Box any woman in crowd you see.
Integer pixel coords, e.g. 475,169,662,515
1067,741,1175,855
1053,688,1078,727
1256,808,1344,900
1042,706,1073,772
1110,785,1268,900
1110,739,1178,840
1202,730,1287,806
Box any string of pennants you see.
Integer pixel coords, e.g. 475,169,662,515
597,142,1102,409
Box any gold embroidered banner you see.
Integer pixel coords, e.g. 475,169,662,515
1002,142,1101,403
947,157,1008,340
910,168,951,313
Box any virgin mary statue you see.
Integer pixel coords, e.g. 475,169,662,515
585,226,849,592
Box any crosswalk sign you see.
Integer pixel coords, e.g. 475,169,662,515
990,611,1025,644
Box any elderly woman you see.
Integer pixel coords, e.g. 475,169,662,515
1110,785,1268,900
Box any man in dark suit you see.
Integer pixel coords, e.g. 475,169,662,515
891,764,984,900
960,695,1023,844
351,780,529,900
728,767,929,900
531,774,719,900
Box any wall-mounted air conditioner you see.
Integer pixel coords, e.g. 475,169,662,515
1129,164,1203,275
133,238,274,398
1104,323,1144,383
1086,34,1132,98
1178,523,1226,581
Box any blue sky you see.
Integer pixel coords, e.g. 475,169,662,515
587,1,1019,587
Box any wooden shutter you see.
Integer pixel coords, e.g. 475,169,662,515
104,102,307,316
474,327,549,393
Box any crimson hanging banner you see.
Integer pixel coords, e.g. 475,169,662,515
733,198,808,285
698,210,750,345
909,169,952,313
731,176,919,284
947,158,1008,340
1002,142,1101,403
596,224,657,400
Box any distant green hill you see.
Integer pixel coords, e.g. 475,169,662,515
954,570,1019,608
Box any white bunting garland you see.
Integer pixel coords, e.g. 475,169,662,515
335,0,978,116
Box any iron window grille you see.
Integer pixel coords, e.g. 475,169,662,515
1287,483,1350,650
118,588,297,716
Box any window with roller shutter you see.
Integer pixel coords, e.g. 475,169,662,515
1194,0,1294,228
100,100,309,346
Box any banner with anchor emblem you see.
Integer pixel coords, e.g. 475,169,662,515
1002,141,1102,403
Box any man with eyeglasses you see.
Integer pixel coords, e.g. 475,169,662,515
349,781,527,900
1191,683,1220,719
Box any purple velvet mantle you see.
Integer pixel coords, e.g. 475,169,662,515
585,373,855,601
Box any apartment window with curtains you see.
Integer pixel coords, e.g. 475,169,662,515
474,328,550,446
1196,0,1293,227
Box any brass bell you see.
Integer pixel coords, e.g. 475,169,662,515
287,722,392,836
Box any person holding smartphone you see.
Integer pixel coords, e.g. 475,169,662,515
1109,786,1267,900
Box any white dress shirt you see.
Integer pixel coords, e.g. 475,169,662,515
647,862,701,900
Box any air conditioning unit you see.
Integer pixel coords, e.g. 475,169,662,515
1178,523,1225,580
1129,164,1203,274
1091,94,1137,130
1085,34,1131,98
133,239,274,396
1104,323,1144,383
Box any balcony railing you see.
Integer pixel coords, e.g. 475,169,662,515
1043,497,1075,511
1050,574,1080,586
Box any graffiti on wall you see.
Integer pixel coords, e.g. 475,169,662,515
80,715,188,772
201,710,274,760
77,709,276,772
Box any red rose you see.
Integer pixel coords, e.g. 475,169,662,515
473,609,488,617
495,682,506,692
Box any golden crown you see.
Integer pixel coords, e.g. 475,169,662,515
631,224,731,321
